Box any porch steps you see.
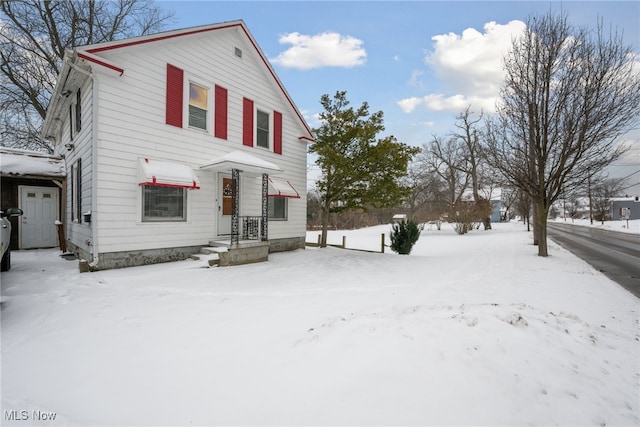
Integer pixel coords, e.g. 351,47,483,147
206,239,269,266
190,246,228,267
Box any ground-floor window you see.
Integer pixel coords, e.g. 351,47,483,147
268,196,287,220
142,186,186,221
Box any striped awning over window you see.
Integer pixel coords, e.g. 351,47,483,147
268,177,300,198
138,158,200,189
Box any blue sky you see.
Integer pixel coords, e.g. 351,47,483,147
161,1,639,193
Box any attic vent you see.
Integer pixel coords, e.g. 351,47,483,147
234,47,242,58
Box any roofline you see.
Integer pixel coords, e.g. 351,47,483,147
78,20,314,140
83,21,244,53
77,51,124,75
0,146,62,159
41,50,75,141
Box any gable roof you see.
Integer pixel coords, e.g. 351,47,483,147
42,20,314,143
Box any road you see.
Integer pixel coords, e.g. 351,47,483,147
547,222,640,298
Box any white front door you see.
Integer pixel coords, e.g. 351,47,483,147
217,174,232,235
19,186,59,249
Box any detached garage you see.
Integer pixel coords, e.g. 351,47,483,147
0,148,66,250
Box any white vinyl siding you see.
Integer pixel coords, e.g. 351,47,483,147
55,78,93,259
77,25,307,254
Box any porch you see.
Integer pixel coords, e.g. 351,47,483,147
198,151,300,266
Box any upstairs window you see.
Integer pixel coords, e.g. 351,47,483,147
256,110,270,148
189,83,208,130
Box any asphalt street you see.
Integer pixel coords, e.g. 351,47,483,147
547,222,640,298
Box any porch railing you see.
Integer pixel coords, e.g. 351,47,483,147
231,216,262,243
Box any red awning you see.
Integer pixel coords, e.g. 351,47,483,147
268,177,300,198
138,158,200,189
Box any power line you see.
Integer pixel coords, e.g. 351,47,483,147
619,169,640,181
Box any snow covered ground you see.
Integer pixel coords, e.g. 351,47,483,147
1,222,638,426
552,218,640,235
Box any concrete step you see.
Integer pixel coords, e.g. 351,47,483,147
209,240,230,248
201,246,228,254
190,251,220,267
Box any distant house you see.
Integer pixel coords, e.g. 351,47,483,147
0,148,66,250
41,20,313,270
460,188,503,222
610,197,640,220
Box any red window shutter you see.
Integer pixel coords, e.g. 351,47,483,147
243,98,254,147
166,64,183,127
214,85,228,139
273,111,282,154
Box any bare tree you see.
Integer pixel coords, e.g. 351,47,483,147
513,190,532,231
591,176,626,223
452,106,497,230
0,0,174,152
486,12,640,256
500,187,518,221
420,135,469,209
402,162,448,224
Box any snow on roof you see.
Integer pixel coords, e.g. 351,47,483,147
138,158,200,189
200,150,284,176
610,197,640,202
0,148,65,178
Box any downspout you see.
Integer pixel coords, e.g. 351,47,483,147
88,71,100,270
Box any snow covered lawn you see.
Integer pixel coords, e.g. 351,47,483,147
2,222,638,426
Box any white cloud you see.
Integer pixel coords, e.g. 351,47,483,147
270,32,367,70
407,70,425,89
399,20,526,114
397,97,423,113
423,94,470,111
397,93,495,114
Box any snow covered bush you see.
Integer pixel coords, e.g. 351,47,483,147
390,220,422,255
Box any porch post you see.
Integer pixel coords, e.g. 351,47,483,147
231,168,240,245
261,173,268,241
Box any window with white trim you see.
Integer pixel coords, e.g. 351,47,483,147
256,109,270,148
189,82,208,130
268,196,287,220
142,186,186,222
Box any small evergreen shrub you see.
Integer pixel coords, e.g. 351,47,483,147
390,220,422,255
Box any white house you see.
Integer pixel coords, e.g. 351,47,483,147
41,20,313,270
